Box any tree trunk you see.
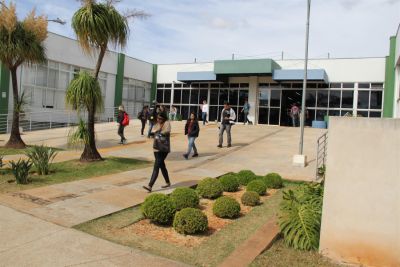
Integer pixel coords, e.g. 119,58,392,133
5,67,26,149
80,46,106,162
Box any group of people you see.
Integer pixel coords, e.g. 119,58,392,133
117,99,253,193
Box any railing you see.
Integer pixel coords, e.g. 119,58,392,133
0,106,139,134
316,131,328,180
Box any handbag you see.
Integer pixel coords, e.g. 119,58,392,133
153,131,170,153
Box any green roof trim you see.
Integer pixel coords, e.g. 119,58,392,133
214,59,281,75
114,53,125,108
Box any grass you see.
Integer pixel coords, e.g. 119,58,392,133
250,239,340,267
0,157,150,193
0,146,63,156
75,188,286,267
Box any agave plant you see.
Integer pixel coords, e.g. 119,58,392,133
278,182,324,251
9,159,33,184
25,145,58,175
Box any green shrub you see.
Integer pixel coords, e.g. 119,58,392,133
237,170,257,185
212,196,241,218
219,173,240,192
9,159,33,184
259,173,284,189
279,183,324,251
247,180,267,196
241,191,260,206
196,178,223,199
170,187,199,210
141,193,176,225
25,145,58,175
173,208,208,234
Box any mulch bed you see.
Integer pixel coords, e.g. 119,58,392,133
115,187,277,248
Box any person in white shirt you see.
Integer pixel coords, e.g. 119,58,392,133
200,100,209,125
218,101,236,148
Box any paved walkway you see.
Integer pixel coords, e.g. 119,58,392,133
0,121,324,266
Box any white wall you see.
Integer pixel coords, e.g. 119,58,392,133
320,117,400,266
124,56,153,83
45,33,118,75
276,58,386,82
157,63,214,83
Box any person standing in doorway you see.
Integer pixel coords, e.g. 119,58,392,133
143,112,171,192
200,100,209,125
138,106,149,136
183,112,200,159
117,105,127,144
147,101,158,138
290,103,300,127
169,106,177,121
218,102,236,148
241,98,252,125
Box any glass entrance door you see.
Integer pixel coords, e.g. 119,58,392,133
257,88,281,125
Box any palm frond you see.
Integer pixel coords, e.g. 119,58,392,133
67,118,90,149
65,70,104,113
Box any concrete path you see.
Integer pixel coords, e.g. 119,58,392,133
0,205,189,267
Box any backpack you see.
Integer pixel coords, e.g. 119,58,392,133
121,112,129,126
137,111,143,120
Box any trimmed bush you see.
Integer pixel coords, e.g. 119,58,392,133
173,208,208,234
196,178,223,199
241,191,260,206
259,173,284,189
247,180,267,196
219,173,240,192
141,194,176,225
212,196,241,218
170,187,199,210
237,170,257,186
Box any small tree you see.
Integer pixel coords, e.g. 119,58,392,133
0,2,47,148
70,0,147,161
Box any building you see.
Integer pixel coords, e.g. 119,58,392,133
0,27,398,131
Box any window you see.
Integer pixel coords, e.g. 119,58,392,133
342,83,355,88
229,90,238,106
270,90,281,107
182,90,190,104
190,89,199,104
173,90,182,104
370,91,382,109
341,90,354,108
329,90,341,108
330,83,341,88
358,83,370,89
358,91,369,109
164,89,171,104
306,90,316,107
317,91,329,107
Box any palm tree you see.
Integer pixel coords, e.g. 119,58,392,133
70,0,141,161
0,2,47,148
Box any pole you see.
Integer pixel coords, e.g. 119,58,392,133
299,0,311,155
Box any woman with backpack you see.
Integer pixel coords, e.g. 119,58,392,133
117,105,128,144
143,112,171,192
183,111,200,159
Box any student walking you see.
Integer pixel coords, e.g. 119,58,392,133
143,112,171,192
218,102,236,148
200,100,209,125
147,101,158,138
138,106,149,136
117,105,128,144
169,106,177,121
290,103,300,127
183,112,200,159
241,99,252,125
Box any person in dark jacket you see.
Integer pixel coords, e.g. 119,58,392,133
117,105,127,144
138,106,149,136
147,101,158,138
183,112,200,159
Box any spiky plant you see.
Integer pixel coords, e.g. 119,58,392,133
0,2,47,148
25,145,58,175
67,117,90,149
278,182,324,251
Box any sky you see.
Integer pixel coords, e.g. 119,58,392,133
14,0,400,64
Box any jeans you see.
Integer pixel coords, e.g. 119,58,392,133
291,116,298,127
186,136,198,155
118,124,125,142
140,119,146,135
219,123,232,146
244,112,251,124
147,121,155,137
202,112,207,125
149,152,170,187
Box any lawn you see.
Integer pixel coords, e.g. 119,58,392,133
0,157,150,193
0,146,63,156
250,238,340,267
75,187,284,267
